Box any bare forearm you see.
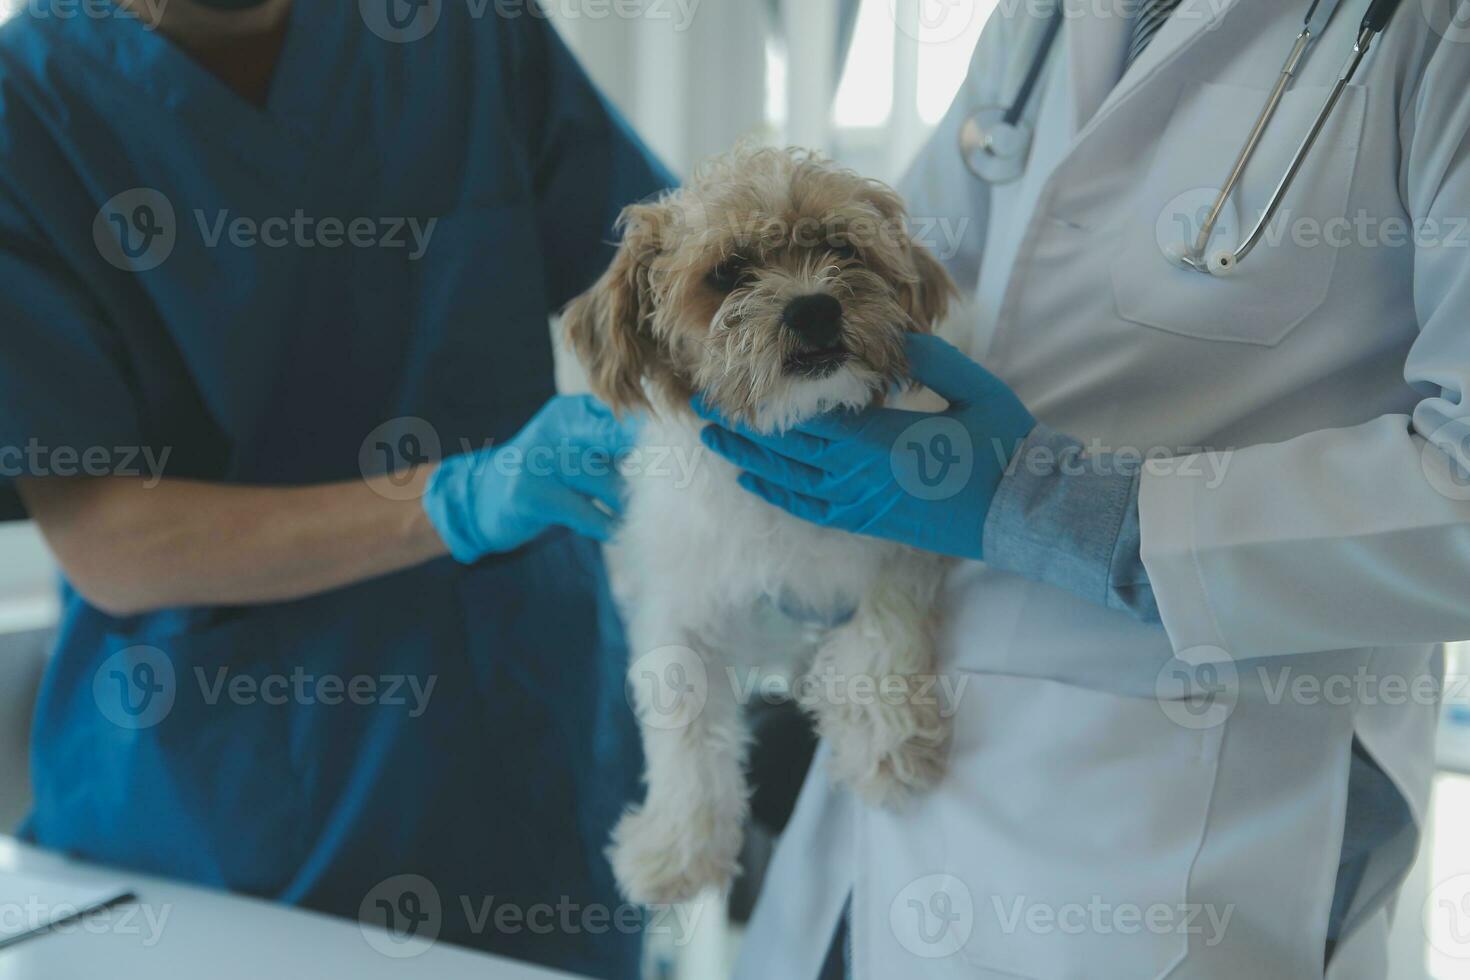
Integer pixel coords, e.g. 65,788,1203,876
17,472,449,615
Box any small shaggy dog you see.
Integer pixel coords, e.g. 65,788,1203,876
565,146,956,904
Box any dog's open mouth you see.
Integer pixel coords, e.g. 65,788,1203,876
785,345,852,378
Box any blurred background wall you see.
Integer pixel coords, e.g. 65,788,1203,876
543,0,988,183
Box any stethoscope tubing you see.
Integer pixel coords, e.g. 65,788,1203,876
1181,0,1406,274
958,1,1064,181
1003,5,1066,128
962,0,1410,275
1361,0,1405,32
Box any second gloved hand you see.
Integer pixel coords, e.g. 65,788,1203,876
695,334,1036,562
423,395,638,562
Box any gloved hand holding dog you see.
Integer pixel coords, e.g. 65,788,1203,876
696,333,1037,561
423,394,638,561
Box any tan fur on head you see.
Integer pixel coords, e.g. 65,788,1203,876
563,145,957,430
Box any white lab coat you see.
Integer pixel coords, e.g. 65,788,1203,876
735,1,1470,977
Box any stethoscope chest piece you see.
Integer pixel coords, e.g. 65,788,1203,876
960,107,1034,184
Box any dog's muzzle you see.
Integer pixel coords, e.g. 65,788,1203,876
782,294,851,378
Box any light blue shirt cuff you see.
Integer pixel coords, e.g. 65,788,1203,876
983,424,1160,624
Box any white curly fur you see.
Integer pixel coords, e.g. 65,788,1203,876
607,412,948,905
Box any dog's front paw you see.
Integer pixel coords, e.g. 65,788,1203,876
608,804,742,905
825,696,950,810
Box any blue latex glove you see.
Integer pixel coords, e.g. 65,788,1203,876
695,334,1036,561
423,395,638,562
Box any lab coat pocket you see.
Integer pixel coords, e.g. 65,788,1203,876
936,672,1223,979
1109,82,1368,346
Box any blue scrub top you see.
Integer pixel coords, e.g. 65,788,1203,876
0,3,672,976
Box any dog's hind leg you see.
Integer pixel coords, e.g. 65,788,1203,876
804,554,950,809
609,611,750,905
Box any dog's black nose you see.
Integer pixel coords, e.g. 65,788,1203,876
782,294,844,349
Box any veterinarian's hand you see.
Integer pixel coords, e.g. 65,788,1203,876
695,334,1036,561
423,395,638,561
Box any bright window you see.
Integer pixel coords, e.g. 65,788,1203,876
766,36,788,129
832,0,896,128
832,0,997,130
917,0,996,123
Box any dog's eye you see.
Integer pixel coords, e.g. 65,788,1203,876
708,257,752,293
831,240,860,262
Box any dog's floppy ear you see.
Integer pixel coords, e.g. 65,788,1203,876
564,202,667,414
900,241,958,334
857,180,957,334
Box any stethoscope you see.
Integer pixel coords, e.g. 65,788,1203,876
959,0,1408,276
958,4,1065,184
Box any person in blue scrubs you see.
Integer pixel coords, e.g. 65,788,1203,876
0,1,671,975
